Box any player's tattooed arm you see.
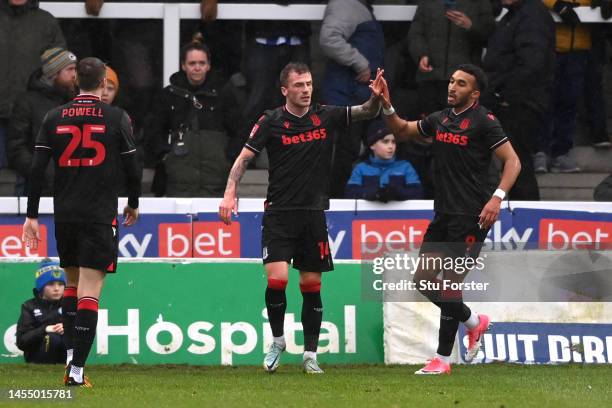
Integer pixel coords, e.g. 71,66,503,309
226,148,255,190
351,69,388,121
219,148,255,225
350,94,381,122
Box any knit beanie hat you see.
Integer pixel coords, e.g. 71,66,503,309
105,65,119,91
35,259,66,294
366,120,391,147
41,47,77,79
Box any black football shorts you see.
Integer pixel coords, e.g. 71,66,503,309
55,221,119,273
420,212,489,259
261,210,333,272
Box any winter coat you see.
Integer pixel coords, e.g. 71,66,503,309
150,71,241,197
7,69,73,193
483,0,556,113
543,0,591,52
320,0,385,105
345,155,424,201
0,0,65,119
16,295,65,364
408,0,494,83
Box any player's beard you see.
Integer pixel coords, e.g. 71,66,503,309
448,93,470,110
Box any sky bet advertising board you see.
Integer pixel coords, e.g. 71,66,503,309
2,201,612,259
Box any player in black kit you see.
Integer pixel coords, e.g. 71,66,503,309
22,58,141,387
219,62,383,374
372,64,521,375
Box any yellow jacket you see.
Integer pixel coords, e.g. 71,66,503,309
543,0,591,52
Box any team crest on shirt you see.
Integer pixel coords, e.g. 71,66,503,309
460,119,471,130
283,121,290,129
310,114,321,127
249,124,260,138
487,113,496,121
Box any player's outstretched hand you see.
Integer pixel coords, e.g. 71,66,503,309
369,69,391,108
478,197,501,230
123,206,139,227
219,195,238,225
22,218,41,250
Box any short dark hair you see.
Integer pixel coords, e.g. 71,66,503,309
77,57,106,91
455,64,488,93
180,32,211,64
279,62,311,87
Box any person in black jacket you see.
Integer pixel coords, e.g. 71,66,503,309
16,259,67,364
7,47,77,196
482,0,555,200
148,34,242,197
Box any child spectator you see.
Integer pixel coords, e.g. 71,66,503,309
345,121,423,202
16,259,66,364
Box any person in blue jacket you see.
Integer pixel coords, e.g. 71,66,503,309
345,120,423,201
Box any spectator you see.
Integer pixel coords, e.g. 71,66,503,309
7,48,77,196
319,0,385,197
0,0,66,168
149,34,241,197
101,65,119,105
583,23,611,148
345,120,423,201
536,0,591,173
16,259,66,364
408,0,494,115
483,0,555,200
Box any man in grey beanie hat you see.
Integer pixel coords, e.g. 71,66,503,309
40,47,78,84
6,47,77,195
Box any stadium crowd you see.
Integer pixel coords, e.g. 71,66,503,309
2,0,612,201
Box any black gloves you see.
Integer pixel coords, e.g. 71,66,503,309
592,0,612,20
375,187,389,203
553,0,580,26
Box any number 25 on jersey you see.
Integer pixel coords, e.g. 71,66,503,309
56,124,106,167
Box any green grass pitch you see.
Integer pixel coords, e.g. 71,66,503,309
1,364,610,407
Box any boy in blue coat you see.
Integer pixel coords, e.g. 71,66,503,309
345,120,423,201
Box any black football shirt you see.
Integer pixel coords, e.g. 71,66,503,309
245,104,350,210
418,102,508,215
29,94,137,224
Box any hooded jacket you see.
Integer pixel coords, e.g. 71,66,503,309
0,0,66,119
7,69,73,192
150,70,241,197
